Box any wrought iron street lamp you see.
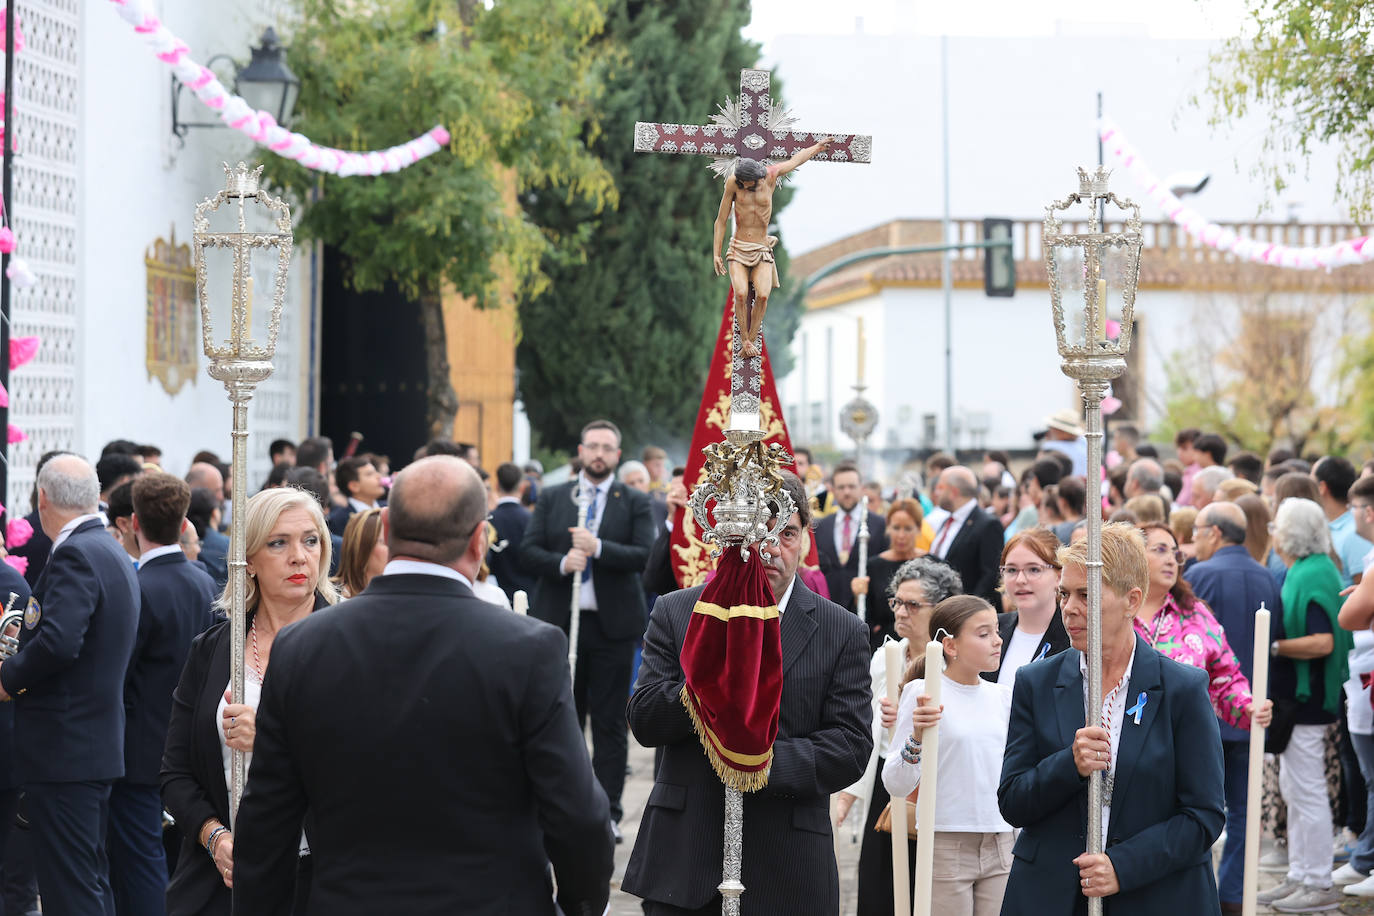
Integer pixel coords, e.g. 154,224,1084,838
173,28,299,138
1042,165,1142,916
193,162,293,822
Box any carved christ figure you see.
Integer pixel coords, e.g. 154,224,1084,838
712,139,833,358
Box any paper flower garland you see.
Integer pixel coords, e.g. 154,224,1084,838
109,0,450,177
1099,117,1373,271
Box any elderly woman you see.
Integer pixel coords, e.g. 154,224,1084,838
162,487,339,915
999,523,1224,916
332,507,386,598
839,558,962,916
1255,498,1352,912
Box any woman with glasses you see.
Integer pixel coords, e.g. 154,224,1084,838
1134,522,1270,730
986,528,1070,691
838,558,963,916
851,498,934,652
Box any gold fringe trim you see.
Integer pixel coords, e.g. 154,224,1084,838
691,599,779,621
679,684,772,793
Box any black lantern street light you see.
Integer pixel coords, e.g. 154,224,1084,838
172,27,299,139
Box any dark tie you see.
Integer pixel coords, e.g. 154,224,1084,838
581,488,599,583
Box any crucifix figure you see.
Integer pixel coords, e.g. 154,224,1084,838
635,66,872,377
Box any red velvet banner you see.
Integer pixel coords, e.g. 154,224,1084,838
669,290,817,587
679,547,783,791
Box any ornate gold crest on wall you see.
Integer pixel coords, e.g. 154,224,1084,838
145,227,198,396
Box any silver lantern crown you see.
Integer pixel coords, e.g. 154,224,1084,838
192,162,293,824
1042,165,1141,916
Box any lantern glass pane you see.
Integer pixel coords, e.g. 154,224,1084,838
1101,243,1131,341
1050,243,1086,345
197,192,288,354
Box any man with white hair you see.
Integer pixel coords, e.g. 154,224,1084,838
1124,458,1165,500
0,454,140,915
1190,465,1234,511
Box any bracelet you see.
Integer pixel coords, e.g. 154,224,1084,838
900,733,922,764
205,825,229,858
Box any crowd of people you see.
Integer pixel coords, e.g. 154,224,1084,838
2,415,1374,914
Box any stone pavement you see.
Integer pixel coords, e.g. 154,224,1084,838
608,733,1374,914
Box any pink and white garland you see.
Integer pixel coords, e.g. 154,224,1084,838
1099,117,1373,271
110,0,450,176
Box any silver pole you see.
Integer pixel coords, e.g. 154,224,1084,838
567,483,590,683
1082,377,1108,916
227,397,249,823
940,34,954,452
855,495,870,624
721,786,745,915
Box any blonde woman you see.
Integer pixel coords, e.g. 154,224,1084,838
333,508,386,598
162,487,339,916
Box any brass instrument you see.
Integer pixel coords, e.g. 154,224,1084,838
0,592,23,659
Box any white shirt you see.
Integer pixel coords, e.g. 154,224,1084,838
831,503,864,560
472,578,512,610
776,576,796,615
841,637,910,802
1346,629,1374,735
137,543,184,565
51,513,103,553
382,559,474,591
931,499,977,560
997,627,1046,693
347,497,379,514
882,674,1014,832
1079,649,1136,839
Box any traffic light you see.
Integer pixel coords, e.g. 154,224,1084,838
983,218,1015,298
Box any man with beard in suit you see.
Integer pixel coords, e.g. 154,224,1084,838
623,470,872,914
813,462,887,613
521,420,656,838
929,465,1005,605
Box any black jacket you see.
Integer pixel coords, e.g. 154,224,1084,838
520,479,656,640
813,510,888,613
0,563,32,791
124,550,217,785
231,574,615,916
982,609,1071,683
932,505,1005,605
1,517,139,784
623,578,873,911
488,500,534,602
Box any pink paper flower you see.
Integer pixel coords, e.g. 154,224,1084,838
3,555,26,576
5,516,30,548
6,424,24,444
0,379,9,408
0,227,15,254
8,335,36,370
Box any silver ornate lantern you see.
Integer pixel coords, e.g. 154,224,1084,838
193,162,293,823
1043,165,1141,916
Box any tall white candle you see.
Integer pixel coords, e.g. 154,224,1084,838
885,639,911,916
1242,604,1271,916
912,640,943,916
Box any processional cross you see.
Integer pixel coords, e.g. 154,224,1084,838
634,67,871,916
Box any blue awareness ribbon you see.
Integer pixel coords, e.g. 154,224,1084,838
1126,692,1148,725
1034,643,1051,662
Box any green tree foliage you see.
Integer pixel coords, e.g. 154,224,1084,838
517,0,803,453
1203,0,1374,220
262,0,615,436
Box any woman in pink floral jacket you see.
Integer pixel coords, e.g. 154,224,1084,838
1134,522,1272,729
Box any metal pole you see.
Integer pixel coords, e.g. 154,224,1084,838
1081,377,1107,916
940,35,953,453
0,0,16,521
228,396,249,823
567,482,589,682
855,495,870,625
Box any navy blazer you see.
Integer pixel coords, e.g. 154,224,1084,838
199,527,229,596
982,609,1071,683
1,517,140,784
520,479,656,640
0,563,32,791
124,551,217,785
998,637,1224,916
813,510,888,612
1184,544,1283,741
623,579,873,911
488,500,534,602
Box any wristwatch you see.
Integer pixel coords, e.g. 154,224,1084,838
1271,640,1281,657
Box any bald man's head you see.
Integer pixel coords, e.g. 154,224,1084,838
1200,501,1247,545
936,466,978,511
186,462,224,496
385,456,487,565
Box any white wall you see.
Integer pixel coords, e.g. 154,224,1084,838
74,1,311,488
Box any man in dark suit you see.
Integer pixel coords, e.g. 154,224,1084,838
929,465,1004,604
488,462,534,602
10,449,70,588
623,471,872,914
999,523,1224,916
1185,501,1282,913
233,456,614,916
107,473,217,916
326,455,384,536
187,487,228,594
813,462,887,613
0,560,31,908
521,419,656,832
0,454,140,916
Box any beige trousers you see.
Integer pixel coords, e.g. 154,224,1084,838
929,831,1013,916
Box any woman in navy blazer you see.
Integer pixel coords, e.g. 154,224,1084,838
997,523,1225,916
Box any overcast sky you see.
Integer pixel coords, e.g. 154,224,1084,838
744,0,1251,47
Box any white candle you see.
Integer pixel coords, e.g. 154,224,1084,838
857,316,866,384
245,275,255,332
1095,278,1107,341
1241,604,1271,916
912,640,943,916
513,590,528,615
885,639,910,916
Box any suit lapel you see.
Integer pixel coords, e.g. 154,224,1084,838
1052,649,1086,748
943,508,982,558
780,579,818,676
1110,638,1163,817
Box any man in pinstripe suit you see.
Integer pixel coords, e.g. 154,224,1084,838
624,471,873,914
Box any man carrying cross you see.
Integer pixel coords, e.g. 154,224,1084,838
712,139,831,358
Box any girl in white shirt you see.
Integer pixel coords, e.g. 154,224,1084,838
883,596,1014,916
